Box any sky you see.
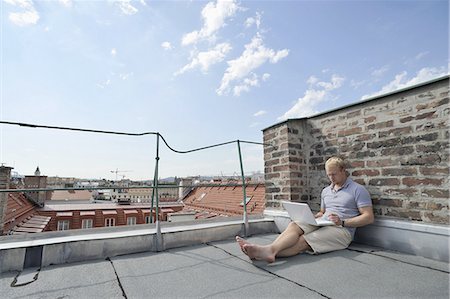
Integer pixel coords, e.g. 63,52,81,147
1,0,448,180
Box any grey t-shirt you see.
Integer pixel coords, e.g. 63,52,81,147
321,178,372,238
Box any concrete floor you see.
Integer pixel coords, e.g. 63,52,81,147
1,233,448,299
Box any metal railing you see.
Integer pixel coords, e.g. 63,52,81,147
0,120,271,247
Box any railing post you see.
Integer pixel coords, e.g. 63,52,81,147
151,133,162,251
237,140,249,236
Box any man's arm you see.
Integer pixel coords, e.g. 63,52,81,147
341,206,374,227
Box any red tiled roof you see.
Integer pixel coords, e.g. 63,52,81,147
2,192,39,234
182,184,265,217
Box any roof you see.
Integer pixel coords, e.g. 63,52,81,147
50,190,93,201
39,202,183,211
2,192,38,234
1,233,448,298
183,184,265,217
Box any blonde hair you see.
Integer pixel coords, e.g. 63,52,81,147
325,156,346,170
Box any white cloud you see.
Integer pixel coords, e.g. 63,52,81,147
5,0,39,26
371,65,390,77
111,48,117,56
161,42,173,50
279,74,345,120
116,0,138,15
362,66,449,99
233,73,259,96
58,0,72,8
254,110,267,117
245,12,261,29
415,51,429,60
217,34,289,96
175,43,232,75
262,73,270,81
119,72,133,80
182,0,240,46
307,75,319,85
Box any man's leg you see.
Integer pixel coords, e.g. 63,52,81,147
236,222,309,262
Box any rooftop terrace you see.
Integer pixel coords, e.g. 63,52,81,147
1,231,448,298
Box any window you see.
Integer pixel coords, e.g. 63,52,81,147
105,218,115,227
57,220,70,231
240,196,253,206
127,216,137,225
145,215,151,224
82,219,93,229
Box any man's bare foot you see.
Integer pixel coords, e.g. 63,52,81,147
236,236,251,255
243,244,276,263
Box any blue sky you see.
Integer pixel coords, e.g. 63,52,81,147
1,0,448,180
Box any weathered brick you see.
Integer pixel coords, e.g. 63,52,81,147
422,189,449,198
338,127,363,137
310,157,324,164
416,142,449,153
402,178,443,186
379,127,413,138
419,167,449,175
355,133,376,142
381,146,414,156
385,209,422,221
367,159,398,167
385,188,417,196
364,116,376,123
423,212,448,223
266,186,281,193
347,110,361,118
415,111,437,120
272,150,289,158
273,165,290,172
341,143,365,152
352,169,380,176
426,201,448,210
263,132,276,142
416,97,449,110
265,173,280,179
367,138,401,149
401,132,439,144
265,159,280,167
373,198,403,207
382,168,417,176
400,111,436,123
352,150,376,159
369,178,400,186
349,161,365,168
273,194,289,200
367,120,394,130
401,154,441,165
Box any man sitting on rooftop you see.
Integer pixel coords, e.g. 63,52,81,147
236,156,374,263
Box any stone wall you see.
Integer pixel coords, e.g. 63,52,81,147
263,76,449,224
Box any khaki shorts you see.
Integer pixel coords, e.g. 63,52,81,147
295,222,352,254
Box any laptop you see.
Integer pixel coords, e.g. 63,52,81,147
282,201,335,226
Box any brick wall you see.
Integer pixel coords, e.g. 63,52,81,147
263,76,449,224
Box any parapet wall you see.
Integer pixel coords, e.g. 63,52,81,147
263,76,449,225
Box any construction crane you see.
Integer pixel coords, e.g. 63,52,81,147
110,168,132,181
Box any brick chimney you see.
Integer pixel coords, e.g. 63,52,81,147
0,166,13,235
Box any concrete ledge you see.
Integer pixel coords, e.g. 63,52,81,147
264,209,450,262
354,218,450,262
0,218,277,273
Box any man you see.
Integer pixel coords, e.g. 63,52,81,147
236,156,374,263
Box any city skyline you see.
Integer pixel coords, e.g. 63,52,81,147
1,0,448,180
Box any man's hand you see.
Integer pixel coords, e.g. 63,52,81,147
328,213,342,225
314,210,324,218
